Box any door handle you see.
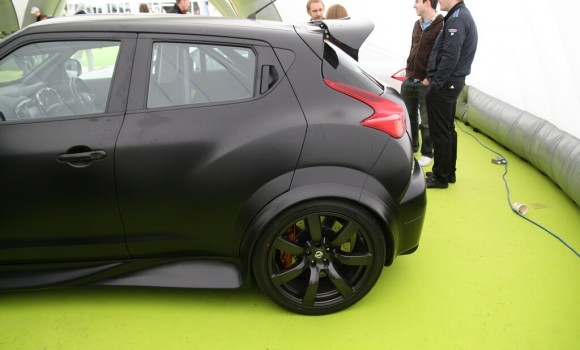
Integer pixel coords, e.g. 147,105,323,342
260,65,279,94
57,150,107,166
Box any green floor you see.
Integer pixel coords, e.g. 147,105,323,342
1,122,579,350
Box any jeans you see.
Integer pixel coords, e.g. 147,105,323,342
400,78,432,157
425,80,465,182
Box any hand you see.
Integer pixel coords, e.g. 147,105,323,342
422,78,430,86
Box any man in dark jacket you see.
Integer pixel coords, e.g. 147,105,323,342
168,0,191,14
425,0,477,188
401,0,444,167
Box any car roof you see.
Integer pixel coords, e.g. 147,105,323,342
22,14,297,39
13,15,374,66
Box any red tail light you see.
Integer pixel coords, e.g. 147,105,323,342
391,68,407,82
323,78,406,138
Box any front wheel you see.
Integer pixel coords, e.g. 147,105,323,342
252,199,387,315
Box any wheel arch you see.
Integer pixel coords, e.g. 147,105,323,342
239,167,400,280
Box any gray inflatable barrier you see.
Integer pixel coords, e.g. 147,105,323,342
456,86,580,207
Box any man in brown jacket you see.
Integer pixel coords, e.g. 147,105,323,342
400,0,444,167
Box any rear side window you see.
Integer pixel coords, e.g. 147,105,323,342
322,41,383,95
147,42,256,108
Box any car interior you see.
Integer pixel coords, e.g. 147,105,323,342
147,42,255,108
0,41,119,122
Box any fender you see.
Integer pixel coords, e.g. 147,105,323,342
238,166,399,278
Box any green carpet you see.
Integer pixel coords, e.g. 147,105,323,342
1,122,579,350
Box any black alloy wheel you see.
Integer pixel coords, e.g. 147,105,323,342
252,200,387,315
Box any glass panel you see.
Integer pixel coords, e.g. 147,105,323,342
0,41,120,122
148,42,255,108
322,40,383,95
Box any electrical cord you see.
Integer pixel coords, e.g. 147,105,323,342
456,120,580,257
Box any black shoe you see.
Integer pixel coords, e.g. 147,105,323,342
426,171,456,184
425,176,448,189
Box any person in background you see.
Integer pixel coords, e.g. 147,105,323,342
306,0,325,21
325,4,358,61
139,3,151,13
75,4,87,15
168,0,191,14
400,0,444,167
425,0,478,188
30,7,43,21
325,4,348,19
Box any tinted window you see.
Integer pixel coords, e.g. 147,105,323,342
147,42,256,108
322,40,383,95
0,41,120,122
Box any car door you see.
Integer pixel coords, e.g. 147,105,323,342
117,35,306,258
0,34,136,263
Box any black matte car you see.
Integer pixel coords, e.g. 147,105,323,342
0,14,426,315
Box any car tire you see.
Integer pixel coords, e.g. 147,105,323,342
252,199,386,315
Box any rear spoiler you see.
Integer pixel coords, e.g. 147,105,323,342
307,18,375,51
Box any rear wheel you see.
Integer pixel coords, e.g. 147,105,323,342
252,199,386,315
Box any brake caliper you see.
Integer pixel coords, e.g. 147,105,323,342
279,226,297,268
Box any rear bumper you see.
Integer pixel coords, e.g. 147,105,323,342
394,158,427,258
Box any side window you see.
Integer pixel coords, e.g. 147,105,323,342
0,41,120,122
147,42,256,108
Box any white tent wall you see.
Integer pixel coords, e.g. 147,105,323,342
467,1,579,140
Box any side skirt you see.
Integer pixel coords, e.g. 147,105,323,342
0,258,243,290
